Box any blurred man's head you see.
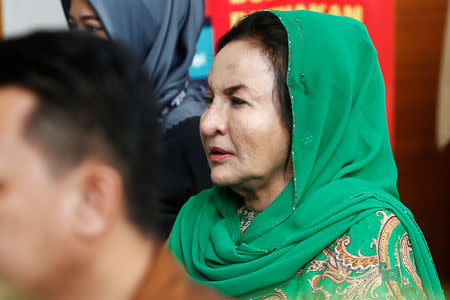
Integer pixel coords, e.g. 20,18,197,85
0,31,160,298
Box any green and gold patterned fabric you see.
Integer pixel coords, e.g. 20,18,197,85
169,10,444,299
238,210,427,299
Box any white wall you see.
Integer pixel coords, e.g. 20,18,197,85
2,0,67,38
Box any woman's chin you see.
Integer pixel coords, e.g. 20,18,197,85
211,177,230,187
210,172,235,187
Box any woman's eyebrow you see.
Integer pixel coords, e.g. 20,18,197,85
224,84,260,99
206,82,256,97
223,84,245,96
68,14,101,22
79,16,102,22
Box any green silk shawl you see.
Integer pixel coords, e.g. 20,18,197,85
168,10,444,299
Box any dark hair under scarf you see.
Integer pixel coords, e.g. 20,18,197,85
61,0,206,131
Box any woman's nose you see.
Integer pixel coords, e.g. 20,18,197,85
200,101,228,136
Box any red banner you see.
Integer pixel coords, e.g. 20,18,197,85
205,0,395,147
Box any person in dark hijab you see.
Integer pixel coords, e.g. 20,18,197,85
61,0,212,238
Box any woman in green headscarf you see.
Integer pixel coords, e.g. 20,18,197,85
168,10,444,299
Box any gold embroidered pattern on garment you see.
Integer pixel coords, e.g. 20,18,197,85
306,211,425,299
400,233,425,294
259,288,288,300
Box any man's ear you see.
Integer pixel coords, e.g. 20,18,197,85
73,161,124,240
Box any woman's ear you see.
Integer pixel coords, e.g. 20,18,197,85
73,161,124,240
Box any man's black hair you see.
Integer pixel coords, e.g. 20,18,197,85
0,31,160,235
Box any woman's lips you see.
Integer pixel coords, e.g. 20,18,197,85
209,147,232,162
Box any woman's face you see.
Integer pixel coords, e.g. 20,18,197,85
201,40,290,190
68,0,108,39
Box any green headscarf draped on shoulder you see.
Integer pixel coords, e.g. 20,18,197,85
169,10,443,299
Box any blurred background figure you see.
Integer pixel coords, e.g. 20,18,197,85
60,0,212,238
0,31,227,300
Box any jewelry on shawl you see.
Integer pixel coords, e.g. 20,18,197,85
237,206,260,236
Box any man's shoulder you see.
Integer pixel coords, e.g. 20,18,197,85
133,247,229,300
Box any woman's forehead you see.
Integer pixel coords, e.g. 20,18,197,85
208,41,274,92
69,0,97,17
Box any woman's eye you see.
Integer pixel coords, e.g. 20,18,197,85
231,97,246,105
85,25,103,33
